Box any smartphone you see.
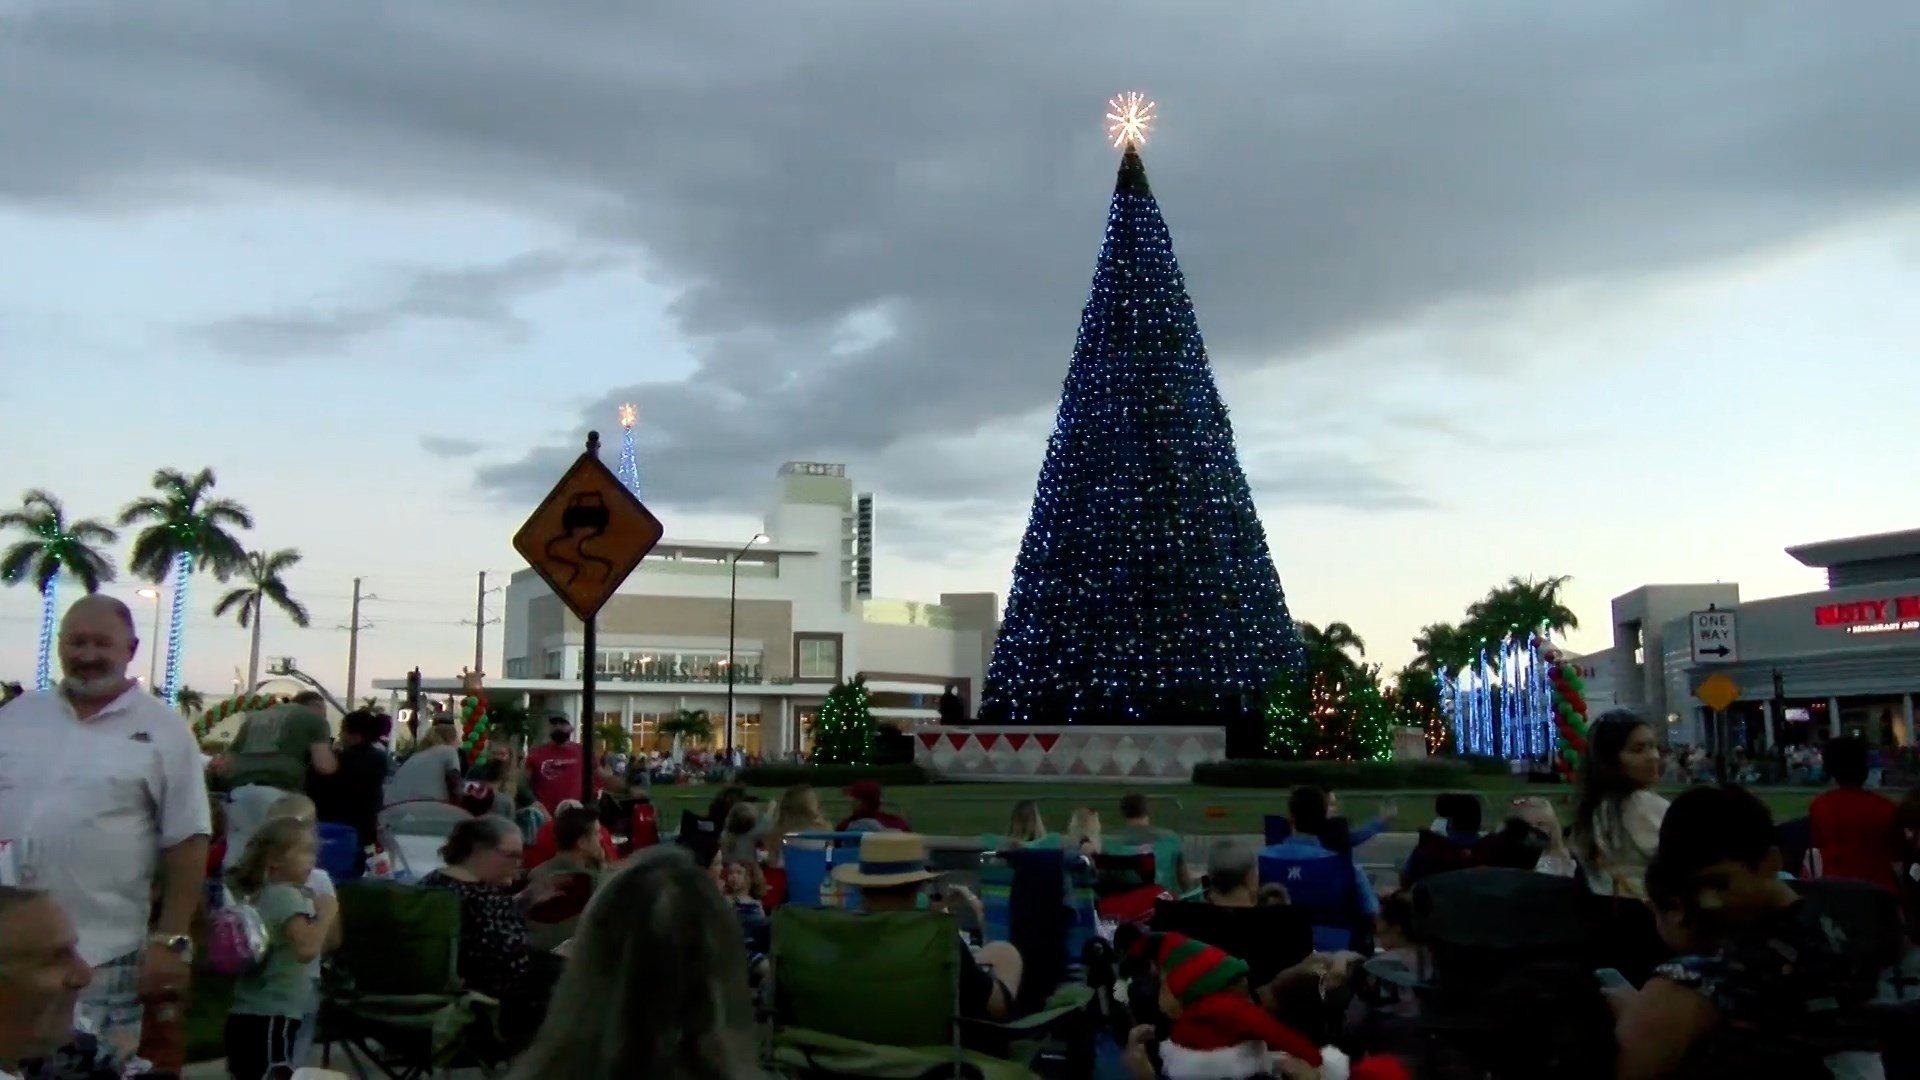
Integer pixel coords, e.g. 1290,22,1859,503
1594,968,1634,992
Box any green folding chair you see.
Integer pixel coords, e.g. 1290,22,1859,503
319,879,500,1079
767,906,1091,1079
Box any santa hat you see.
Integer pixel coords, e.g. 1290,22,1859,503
1135,932,1251,1007
1352,1056,1414,1080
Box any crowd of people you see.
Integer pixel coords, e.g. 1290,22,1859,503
3,596,1919,1079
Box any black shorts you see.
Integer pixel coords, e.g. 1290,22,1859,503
224,1013,301,1080
957,944,1011,1019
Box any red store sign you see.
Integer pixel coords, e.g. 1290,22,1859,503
1814,595,1920,633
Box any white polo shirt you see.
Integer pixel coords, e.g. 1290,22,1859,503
0,685,212,966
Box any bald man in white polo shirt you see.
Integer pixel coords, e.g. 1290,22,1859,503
0,595,211,1054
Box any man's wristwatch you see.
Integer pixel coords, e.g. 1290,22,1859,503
149,933,192,957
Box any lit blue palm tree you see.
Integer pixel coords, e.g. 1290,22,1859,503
119,468,252,703
0,491,119,689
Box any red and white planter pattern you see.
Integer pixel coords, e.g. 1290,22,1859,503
912,725,1226,781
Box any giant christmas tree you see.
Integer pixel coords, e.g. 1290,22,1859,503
980,96,1307,736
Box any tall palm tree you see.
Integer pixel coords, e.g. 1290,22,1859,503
213,549,310,691
0,491,118,689
119,468,252,703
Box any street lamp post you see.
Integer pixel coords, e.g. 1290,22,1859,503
725,532,771,760
136,588,164,688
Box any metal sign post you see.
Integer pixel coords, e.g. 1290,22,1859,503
512,430,665,806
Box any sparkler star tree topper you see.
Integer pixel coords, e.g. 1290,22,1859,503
979,94,1306,738
1106,91,1157,149
615,402,642,497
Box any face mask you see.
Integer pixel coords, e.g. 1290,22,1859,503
551,730,571,744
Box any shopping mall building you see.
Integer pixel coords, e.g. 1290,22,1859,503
374,461,998,757
1570,527,1920,751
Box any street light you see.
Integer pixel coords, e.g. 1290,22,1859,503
725,532,771,761
136,588,163,688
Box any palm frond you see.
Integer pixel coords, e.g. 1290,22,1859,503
67,519,118,544
116,496,171,527
201,498,255,531
0,541,40,584
71,547,116,593
262,581,310,628
126,530,179,582
213,587,254,620
260,548,302,576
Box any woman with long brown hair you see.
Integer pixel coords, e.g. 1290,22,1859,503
511,847,763,1079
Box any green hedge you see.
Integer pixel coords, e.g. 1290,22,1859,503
736,762,935,788
1191,758,1491,789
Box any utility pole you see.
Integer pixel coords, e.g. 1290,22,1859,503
461,571,502,678
340,578,377,706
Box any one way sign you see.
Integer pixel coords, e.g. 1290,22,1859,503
1690,609,1739,664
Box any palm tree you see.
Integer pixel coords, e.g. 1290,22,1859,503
213,549,310,691
174,685,206,716
595,719,633,757
660,708,713,744
1411,621,1472,674
0,491,118,689
1463,575,1578,648
119,468,252,703
1298,621,1367,688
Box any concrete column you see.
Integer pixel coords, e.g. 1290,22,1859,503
621,692,634,735
1828,696,1843,739
1901,694,1915,748
1761,699,1778,751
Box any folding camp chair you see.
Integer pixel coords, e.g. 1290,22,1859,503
767,906,1093,1079
319,880,500,1079
1257,845,1368,952
377,802,470,881
1150,899,1313,988
316,822,362,886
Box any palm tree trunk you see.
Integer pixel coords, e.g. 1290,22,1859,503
162,551,194,704
34,580,57,691
246,592,264,691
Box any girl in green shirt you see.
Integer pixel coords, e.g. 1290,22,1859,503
224,816,328,1080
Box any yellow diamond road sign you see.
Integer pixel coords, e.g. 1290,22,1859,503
1696,672,1740,713
512,452,663,622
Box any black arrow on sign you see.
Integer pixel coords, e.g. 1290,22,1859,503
1698,645,1731,658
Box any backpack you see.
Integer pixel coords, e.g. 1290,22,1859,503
206,887,271,976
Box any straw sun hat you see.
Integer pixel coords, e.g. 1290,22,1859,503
829,831,941,888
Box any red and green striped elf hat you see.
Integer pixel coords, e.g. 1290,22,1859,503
1139,932,1249,1007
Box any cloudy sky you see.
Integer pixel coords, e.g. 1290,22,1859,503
5,2,1920,698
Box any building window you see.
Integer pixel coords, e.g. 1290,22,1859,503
797,637,839,679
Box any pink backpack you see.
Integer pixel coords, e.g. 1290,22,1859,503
205,888,270,976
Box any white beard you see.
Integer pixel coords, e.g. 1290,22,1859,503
62,673,128,699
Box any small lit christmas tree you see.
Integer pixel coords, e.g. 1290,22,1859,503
1262,666,1313,760
1347,673,1395,763
811,675,873,766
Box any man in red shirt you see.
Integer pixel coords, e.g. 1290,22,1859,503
1808,736,1900,891
835,780,913,832
524,715,600,814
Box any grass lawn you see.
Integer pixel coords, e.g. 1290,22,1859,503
641,778,1830,836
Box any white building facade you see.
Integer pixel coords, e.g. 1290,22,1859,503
377,462,998,758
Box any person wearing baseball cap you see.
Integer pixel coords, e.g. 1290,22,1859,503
832,832,1022,1021
835,780,912,832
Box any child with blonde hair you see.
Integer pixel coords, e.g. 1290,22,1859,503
225,816,331,1080
261,793,342,1068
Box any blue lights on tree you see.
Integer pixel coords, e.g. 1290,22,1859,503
163,550,192,703
616,403,641,497
980,145,1306,735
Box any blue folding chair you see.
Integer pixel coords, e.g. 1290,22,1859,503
1259,845,1364,952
